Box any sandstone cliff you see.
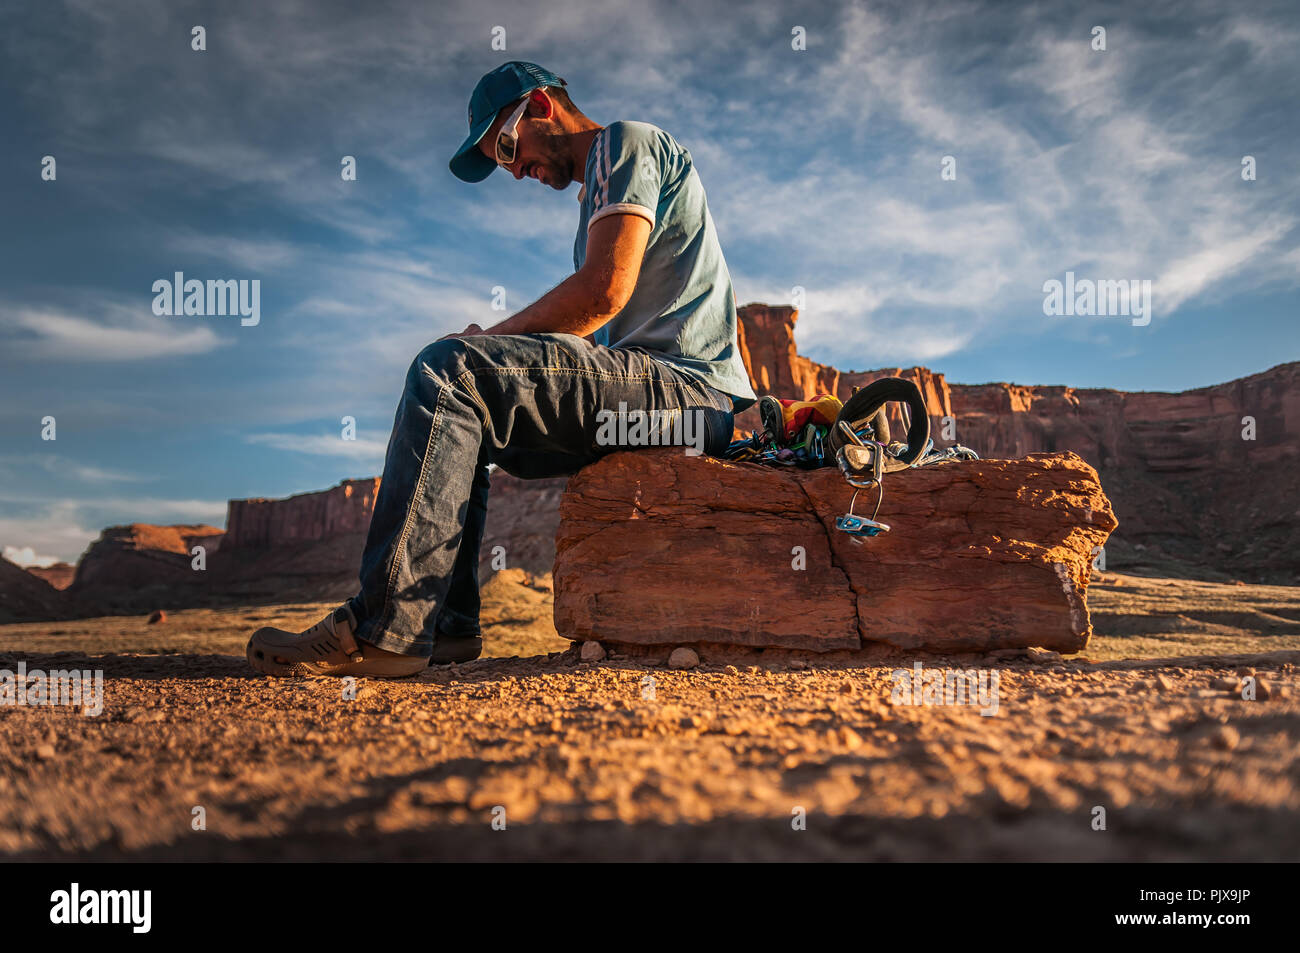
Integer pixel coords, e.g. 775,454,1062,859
66,523,225,613
734,303,951,438
225,478,381,548
23,471,568,619
0,556,80,623
222,472,565,580
71,524,224,590
26,562,74,590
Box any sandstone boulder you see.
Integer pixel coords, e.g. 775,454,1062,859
553,449,1116,655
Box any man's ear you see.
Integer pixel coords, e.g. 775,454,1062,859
529,88,555,120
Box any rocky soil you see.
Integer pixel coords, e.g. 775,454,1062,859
0,573,1296,861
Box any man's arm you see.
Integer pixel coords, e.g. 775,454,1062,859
476,212,651,339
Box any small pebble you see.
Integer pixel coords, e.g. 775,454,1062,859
668,648,700,670
1211,725,1240,750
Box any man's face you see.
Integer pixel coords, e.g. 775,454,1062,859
477,91,572,190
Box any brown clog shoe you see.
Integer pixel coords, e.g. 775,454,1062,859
246,605,427,678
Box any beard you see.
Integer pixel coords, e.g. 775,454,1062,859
530,131,573,189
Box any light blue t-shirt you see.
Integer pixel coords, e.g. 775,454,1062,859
574,121,757,412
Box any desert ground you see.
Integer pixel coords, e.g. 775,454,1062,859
1,571,1296,861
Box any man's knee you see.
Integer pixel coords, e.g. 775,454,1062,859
410,337,469,384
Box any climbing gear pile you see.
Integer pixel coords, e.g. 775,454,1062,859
723,394,843,469
723,377,980,544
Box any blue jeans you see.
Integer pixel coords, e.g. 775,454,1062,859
346,332,737,657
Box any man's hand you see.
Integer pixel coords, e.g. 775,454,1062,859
437,323,484,342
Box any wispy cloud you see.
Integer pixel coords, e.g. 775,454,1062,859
246,431,390,461
1,302,227,362
166,231,304,271
711,1,1300,369
1154,217,1294,315
3,545,62,568
0,454,149,484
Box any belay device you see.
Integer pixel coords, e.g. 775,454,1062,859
723,378,979,544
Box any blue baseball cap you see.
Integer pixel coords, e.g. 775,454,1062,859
449,61,567,183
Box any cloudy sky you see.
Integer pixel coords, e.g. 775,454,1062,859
2,0,1297,566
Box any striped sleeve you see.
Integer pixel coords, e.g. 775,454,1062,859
587,123,660,230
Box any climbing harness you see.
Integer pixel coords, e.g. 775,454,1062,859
723,378,980,544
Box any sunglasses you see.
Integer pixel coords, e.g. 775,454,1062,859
494,96,531,167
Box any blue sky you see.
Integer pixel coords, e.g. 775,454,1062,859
2,0,1298,566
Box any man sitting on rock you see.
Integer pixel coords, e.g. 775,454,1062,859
247,61,756,677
